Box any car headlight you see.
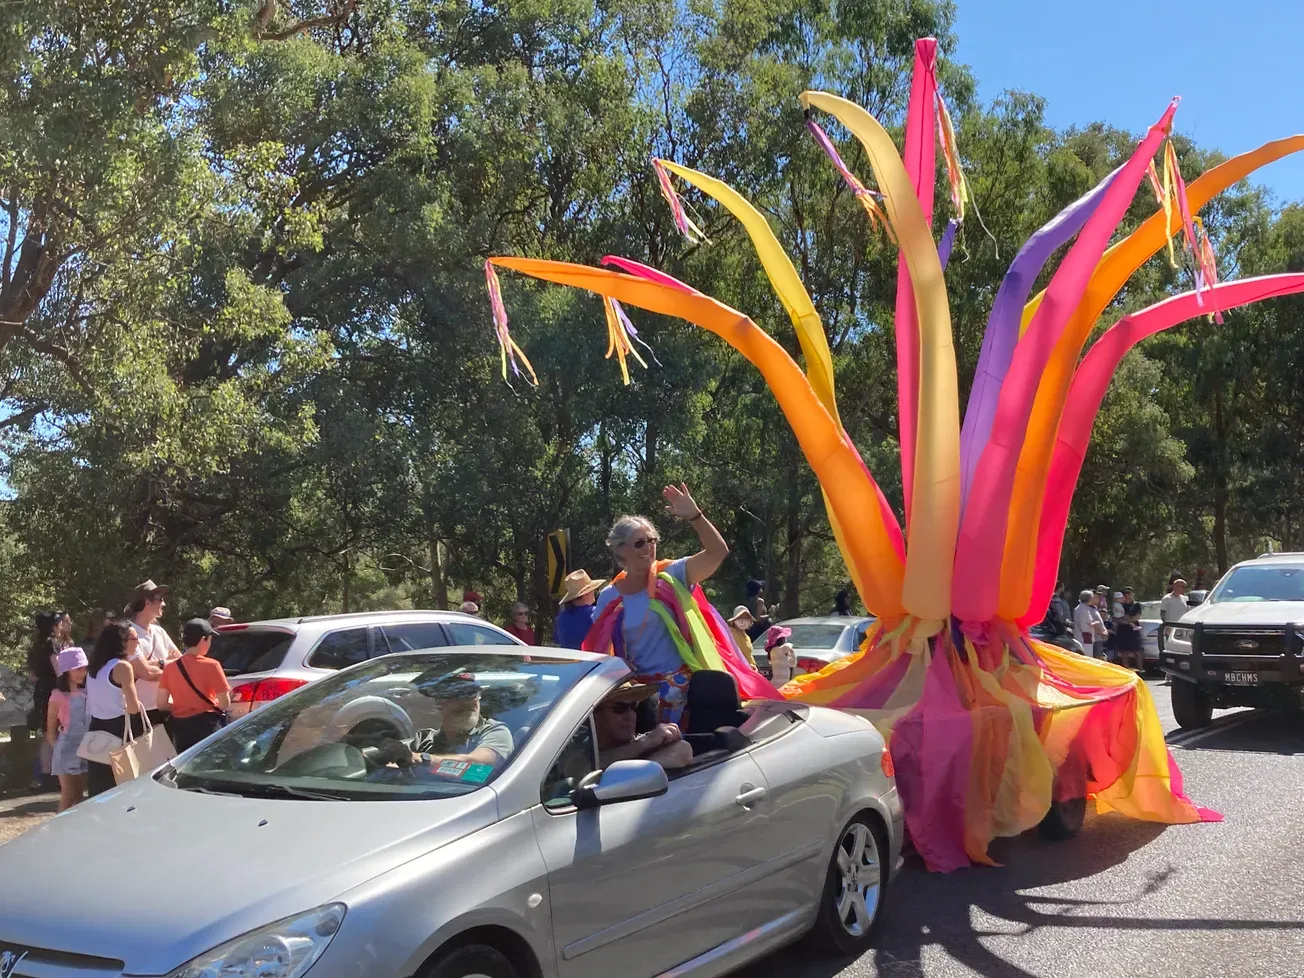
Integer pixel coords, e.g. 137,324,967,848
1170,627,1194,643
167,904,345,978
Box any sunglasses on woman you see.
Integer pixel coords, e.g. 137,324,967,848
631,537,656,550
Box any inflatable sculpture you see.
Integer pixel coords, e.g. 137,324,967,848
486,39,1304,870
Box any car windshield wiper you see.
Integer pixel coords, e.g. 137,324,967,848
222,780,356,801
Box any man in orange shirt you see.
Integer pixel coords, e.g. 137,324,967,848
158,619,231,752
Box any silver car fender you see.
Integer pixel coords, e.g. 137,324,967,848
328,807,558,978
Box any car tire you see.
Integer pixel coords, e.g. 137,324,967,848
1038,797,1086,841
807,812,888,956
425,944,518,978
1171,679,1214,730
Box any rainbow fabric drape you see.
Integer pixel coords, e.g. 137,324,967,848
486,37,1304,870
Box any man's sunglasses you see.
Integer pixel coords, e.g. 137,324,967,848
602,701,638,714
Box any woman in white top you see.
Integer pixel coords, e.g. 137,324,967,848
85,621,145,796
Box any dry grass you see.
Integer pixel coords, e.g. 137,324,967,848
0,795,57,845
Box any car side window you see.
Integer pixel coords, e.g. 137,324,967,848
447,622,518,646
306,628,370,670
380,622,449,654
541,717,598,809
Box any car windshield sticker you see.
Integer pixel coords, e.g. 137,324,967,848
436,760,470,777
461,763,493,783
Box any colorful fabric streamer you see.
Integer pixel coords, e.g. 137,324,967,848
652,158,709,244
935,93,968,222
603,297,651,385
484,260,538,386
804,117,895,241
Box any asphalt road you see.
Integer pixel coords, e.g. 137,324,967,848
740,678,1304,978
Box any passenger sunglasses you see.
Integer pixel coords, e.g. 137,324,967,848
631,537,657,550
603,701,637,714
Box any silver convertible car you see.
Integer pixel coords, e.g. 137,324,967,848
0,648,902,978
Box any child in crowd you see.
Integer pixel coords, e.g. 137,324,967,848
157,619,231,753
46,647,90,812
765,626,796,686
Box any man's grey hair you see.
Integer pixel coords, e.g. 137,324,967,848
606,515,659,565
1079,589,1095,604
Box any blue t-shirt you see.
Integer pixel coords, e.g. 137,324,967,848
594,558,690,676
554,604,596,649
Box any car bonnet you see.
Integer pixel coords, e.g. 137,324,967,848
0,773,499,975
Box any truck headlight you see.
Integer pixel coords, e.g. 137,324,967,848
1170,627,1194,643
167,904,345,978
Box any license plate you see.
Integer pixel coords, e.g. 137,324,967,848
1224,672,1259,685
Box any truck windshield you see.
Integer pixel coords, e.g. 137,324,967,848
1208,565,1304,603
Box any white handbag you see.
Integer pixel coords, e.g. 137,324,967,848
76,729,122,765
109,711,177,783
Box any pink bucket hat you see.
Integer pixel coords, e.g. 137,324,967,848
56,646,88,675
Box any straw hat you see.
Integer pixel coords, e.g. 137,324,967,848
727,605,754,624
560,569,607,605
601,680,658,704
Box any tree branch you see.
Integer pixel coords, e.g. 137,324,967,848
255,0,358,41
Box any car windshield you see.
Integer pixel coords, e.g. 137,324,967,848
784,623,850,650
165,651,594,800
1208,565,1304,603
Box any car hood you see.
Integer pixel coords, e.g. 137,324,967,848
1182,600,1304,626
0,774,500,975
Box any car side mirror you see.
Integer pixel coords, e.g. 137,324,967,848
572,760,669,810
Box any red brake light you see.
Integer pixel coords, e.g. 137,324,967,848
796,657,826,674
230,678,307,705
880,749,895,779
218,623,249,631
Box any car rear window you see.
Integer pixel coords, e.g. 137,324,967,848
209,630,295,676
783,623,848,650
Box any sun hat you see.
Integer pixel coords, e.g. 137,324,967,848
601,680,658,704
209,606,233,622
727,605,754,624
55,647,88,675
764,625,793,651
560,570,606,605
130,579,170,600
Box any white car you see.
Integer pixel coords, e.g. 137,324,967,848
211,610,525,718
1138,601,1163,671
752,616,875,678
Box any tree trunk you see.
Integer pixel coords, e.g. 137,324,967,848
430,536,448,610
782,453,802,619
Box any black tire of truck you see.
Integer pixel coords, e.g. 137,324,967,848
1171,678,1214,730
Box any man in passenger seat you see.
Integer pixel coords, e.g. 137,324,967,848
595,681,692,770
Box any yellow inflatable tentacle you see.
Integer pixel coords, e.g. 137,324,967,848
802,91,959,621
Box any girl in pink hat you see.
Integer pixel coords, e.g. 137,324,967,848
46,646,91,811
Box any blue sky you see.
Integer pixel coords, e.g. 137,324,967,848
953,0,1303,206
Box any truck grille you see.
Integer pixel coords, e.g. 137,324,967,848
1201,629,1288,657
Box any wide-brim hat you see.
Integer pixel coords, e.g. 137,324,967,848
727,605,754,624
765,625,793,651
602,680,658,704
130,579,170,600
560,570,606,605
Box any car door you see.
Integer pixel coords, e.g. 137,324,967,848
533,721,772,978
375,621,452,654
304,627,371,671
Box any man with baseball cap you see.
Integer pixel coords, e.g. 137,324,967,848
126,580,180,724
594,680,691,770
209,606,234,627
380,672,514,777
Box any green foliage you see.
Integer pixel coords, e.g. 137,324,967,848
0,0,1301,668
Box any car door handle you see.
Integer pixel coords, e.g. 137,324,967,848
735,784,766,808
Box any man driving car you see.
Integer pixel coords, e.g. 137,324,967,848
595,681,692,770
380,673,514,774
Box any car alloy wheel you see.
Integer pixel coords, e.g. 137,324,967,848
834,819,881,937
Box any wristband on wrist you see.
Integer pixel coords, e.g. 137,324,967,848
688,510,704,521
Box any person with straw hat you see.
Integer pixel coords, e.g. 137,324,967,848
554,570,607,648
726,605,759,669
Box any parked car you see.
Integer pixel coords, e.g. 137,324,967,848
1161,553,1304,728
0,648,903,978
1138,601,1163,672
211,610,525,718
753,615,876,678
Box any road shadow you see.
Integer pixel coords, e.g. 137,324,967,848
0,796,58,819
742,812,1304,978
1169,709,1304,756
